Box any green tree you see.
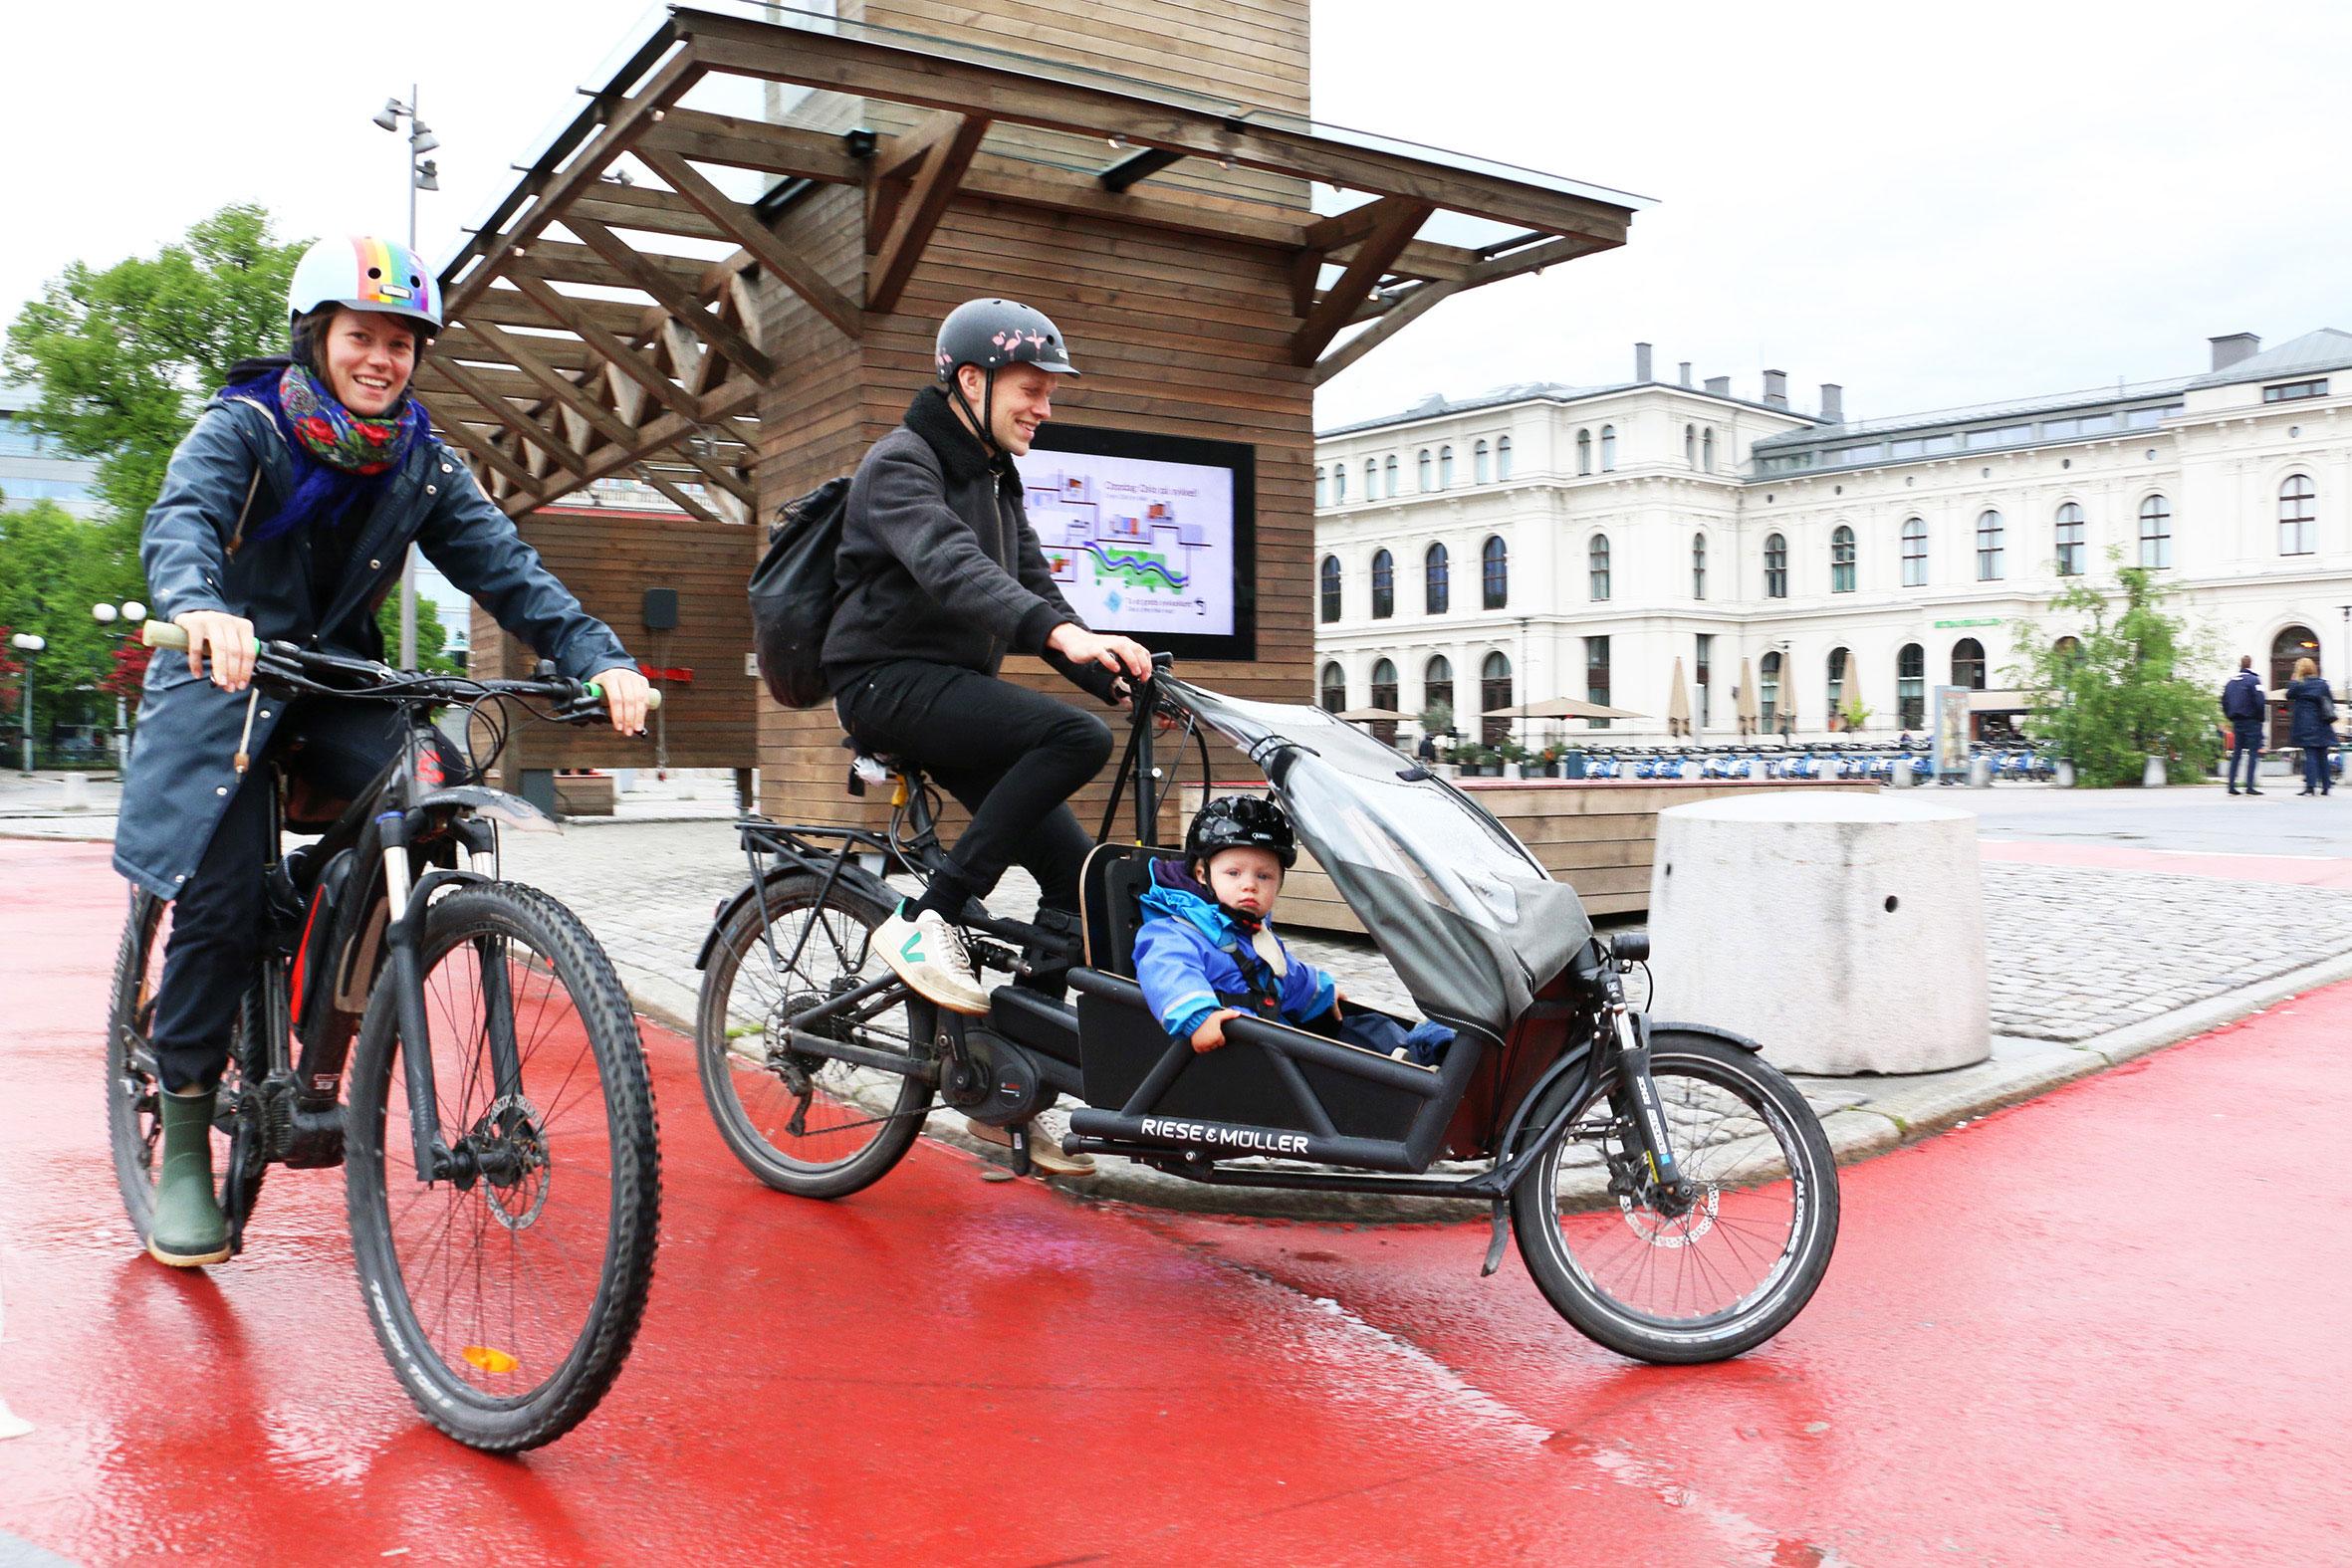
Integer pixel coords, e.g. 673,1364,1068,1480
0,498,144,723
376,593,462,675
4,204,306,529
2014,559,2224,786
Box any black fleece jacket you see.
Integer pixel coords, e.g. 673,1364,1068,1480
823,386,1116,701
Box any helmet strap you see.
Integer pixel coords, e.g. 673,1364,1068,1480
946,367,1005,461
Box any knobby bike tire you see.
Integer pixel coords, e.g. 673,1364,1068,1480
1509,1032,1840,1365
344,881,660,1453
693,872,936,1200
105,888,267,1245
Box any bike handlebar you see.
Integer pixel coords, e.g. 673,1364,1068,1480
141,620,662,711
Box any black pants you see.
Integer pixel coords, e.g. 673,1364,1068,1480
2228,728,2262,788
834,660,1112,914
147,699,416,1092
2303,746,2333,794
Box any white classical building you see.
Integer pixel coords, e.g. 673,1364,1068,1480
1313,330,2352,749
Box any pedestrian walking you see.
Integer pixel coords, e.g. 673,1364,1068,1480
2220,654,2266,795
2283,656,2336,796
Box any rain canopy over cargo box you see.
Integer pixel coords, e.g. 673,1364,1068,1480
1164,678,1592,1040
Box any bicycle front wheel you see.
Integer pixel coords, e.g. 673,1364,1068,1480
693,873,936,1199
1511,1031,1839,1364
345,881,660,1452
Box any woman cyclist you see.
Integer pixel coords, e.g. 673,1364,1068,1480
118,235,650,1267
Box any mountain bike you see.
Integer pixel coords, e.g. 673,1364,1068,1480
107,623,663,1451
693,657,1838,1364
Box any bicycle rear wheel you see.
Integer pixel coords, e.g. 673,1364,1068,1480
1511,1031,1839,1364
105,889,269,1249
693,873,936,1199
345,881,660,1452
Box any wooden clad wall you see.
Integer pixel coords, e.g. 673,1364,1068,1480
743,0,1316,846
467,508,757,777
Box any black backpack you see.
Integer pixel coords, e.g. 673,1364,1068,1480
748,475,851,709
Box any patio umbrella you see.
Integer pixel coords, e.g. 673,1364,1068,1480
1666,656,1691,738
1334,706,1408,722
1737,658,1759,737
1482,696,1649,722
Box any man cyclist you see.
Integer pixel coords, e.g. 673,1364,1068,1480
118,236,649,1267
827,299,1149,1021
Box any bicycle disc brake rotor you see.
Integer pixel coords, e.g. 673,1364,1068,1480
1618,1181,1720,1247
472,1093,552,1232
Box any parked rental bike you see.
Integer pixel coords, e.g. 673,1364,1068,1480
694,657,1838,1364
107,622,664,1451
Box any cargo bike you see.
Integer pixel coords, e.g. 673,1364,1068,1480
694,660,1838,1362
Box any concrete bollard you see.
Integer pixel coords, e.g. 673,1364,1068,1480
1969,755,1993,788
1889,758,1916,788
2142,754,2166,787
2055,760,2075,788
1647,790,1990,1074
60,774,90,811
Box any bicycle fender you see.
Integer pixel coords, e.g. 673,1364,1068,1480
1645,1020,1766,1053
1498,1042,1596,1165
413,784,560,833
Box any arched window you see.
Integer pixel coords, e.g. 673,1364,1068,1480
1897,643,1925,730
1439,445,1454,488
1977,510,2005,580
1331,464,1345,502
1383,454,1399,497
1423,655,1454,728
1760,650,1781,731
1497,435,1513,480
1362,458,1377,501
1599,424,1617,471
1575,429,1592,475
1831,525,1857,593
1826,647,1849,728
1584,636,1613,730
1701,427,1715,472
1318,662,1346,713
1314,466,1326,508
1482,535,1509,608
2053,635,2082,667
1685,424,1697,466
1764,533,1788,598
1318,554,1342,623
2280,474,2316,556
1369,658,1399,741
1588,533,1611,601
1424,542,1451,614
2055,502,2086,576
1473,439,1491,484
1692,532,1708,599
1480,652,1514,745
1417,449,1432,492
1369,548,1394,619
2139,495,2172,569
1951,637,1987,691
1901,516,1928,586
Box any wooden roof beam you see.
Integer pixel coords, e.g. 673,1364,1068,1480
431,356,591,476
1292,197,1431,364
433,410,543,494
634,145,861,339
506,266,703,424
865,113,989,316
635,108,864,181
462,319,646,457
567,215,779,381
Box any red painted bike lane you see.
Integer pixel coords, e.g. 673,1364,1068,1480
3,839,2344,1564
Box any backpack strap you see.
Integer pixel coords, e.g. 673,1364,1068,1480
224,466,264,558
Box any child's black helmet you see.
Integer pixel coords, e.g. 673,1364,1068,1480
1186,794,1296,871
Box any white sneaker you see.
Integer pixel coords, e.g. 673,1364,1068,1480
875,903,992,1014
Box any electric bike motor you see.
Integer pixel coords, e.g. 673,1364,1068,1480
944,1026,1049,1128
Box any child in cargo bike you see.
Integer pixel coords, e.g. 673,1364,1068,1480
1135,795,1454,1064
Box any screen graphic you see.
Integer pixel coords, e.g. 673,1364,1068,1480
1016,450,1236,638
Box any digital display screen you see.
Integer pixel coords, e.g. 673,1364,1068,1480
1015,424,1257,662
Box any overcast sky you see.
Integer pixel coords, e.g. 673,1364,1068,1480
5,0,2346,432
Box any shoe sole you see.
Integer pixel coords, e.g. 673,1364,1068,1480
147,1238,230,1267
878,936,992,1015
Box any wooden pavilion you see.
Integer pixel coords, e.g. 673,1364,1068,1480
433,0,1646,827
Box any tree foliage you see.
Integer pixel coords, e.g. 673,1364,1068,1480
3,204,306,528
2014,560,2224,785
0,499,146,723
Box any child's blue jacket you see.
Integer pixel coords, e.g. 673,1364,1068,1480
1133,859,1335,1041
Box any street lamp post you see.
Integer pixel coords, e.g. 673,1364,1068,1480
92,600,147,766
372,87,441,671
10,632,45,775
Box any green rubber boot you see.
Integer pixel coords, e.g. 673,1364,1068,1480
147,1087,230,1267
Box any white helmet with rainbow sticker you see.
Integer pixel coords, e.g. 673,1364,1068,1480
287,236,443,335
